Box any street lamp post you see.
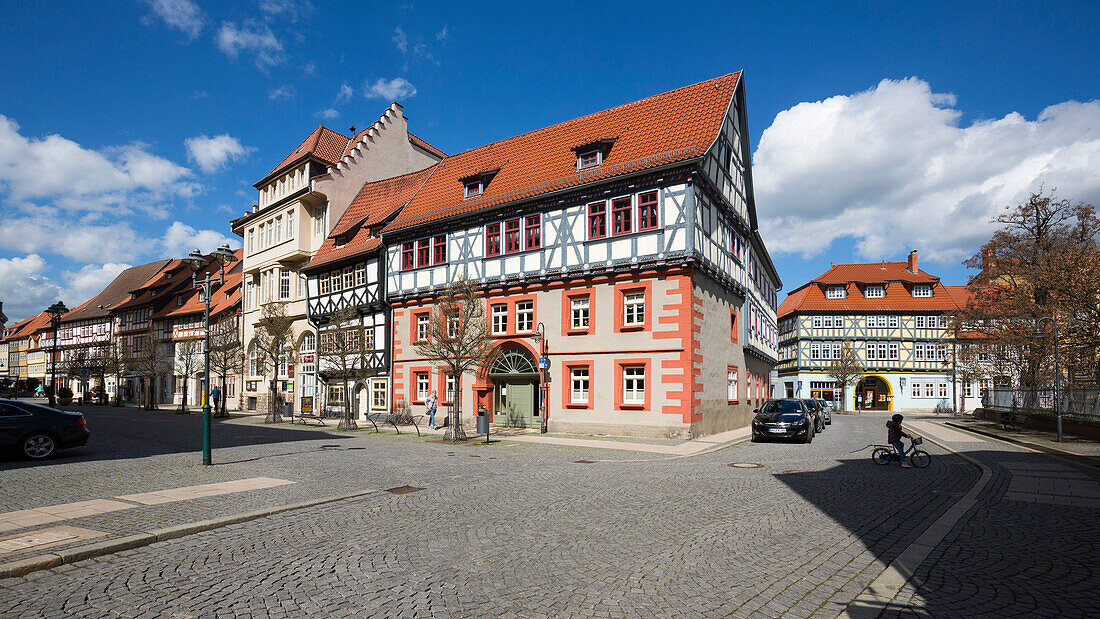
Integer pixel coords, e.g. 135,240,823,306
531,322,548,434
181,245,239,465
1032,316,1062,442
45,301,69,408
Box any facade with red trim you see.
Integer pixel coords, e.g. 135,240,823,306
377,73,781,438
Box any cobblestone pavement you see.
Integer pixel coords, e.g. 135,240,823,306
1,407,1096,617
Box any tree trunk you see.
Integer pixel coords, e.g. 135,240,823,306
264,378,282,423
177,380,189,414
338,379,357,430
446,374,467,442
213,374,230,418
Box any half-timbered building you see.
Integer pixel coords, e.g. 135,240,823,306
776,251,975,411
377,73,781,438
231,103,443,415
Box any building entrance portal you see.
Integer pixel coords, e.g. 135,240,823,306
489,348,540,428
855,375,891,411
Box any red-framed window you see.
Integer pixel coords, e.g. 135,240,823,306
577,150,600,170
432,235,446,265
401,242,415,270
611,196,632,235
504,218,522,253
416,239,431,267
465,181,483,198
637,191,658,231
588,202,607,240
486,223,501,257
524,215,541,250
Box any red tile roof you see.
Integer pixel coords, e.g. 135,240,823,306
778,260,964,318
408,132,446,159
259,125,351,186
156,251,244,320
383,73,742,232
2,316,37,342
306,167,437,270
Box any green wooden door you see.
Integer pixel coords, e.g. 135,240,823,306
495,381,536,427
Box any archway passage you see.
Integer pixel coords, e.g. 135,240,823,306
855,375,891,411
488,347,540,428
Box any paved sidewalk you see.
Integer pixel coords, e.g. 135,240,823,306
501,426,752,455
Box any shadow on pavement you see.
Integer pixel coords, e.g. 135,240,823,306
1,404,351,469
773,449,1100,616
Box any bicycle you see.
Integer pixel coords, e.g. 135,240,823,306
872,436,931,468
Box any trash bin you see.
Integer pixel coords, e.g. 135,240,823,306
476,409,489,435
284,402,293,417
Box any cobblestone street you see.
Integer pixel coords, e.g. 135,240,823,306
0,406,1097,617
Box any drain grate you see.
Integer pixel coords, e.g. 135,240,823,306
386,485,425,495
574,460,597,464
729,463,763,469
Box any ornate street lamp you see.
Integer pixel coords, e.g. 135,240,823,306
45,301,69,408
531,322,549,434
182,244,239,465
1032,316,1062,442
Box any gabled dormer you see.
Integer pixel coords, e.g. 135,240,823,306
459,168,500,200
571,137,617,170
823,284,847,299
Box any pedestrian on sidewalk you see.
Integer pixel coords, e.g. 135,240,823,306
210,386,221,413
426,390,439,429
886,413,912,468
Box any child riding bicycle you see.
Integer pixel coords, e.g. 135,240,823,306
886,413,912,468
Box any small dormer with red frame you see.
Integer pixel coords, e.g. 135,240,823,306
459,168,500,200
570,137,617,171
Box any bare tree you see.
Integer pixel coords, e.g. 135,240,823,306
317,306,366,430
826,342,863,413
173,338,203,414
414,277,498,441
101,336,127,406
208,317,242,418
962,190,1100,390
130,327,169,410
254,302,296,423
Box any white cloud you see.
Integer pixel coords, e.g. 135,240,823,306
184,134,252,173
392,26,408,53
62,263,131,306
0,114,194,213
336,82,354,104
315,108,340,120
0,217,148,263
142,0,204,40
754,77,1100,265
268,84,296,101
302,62,316,75
363,77,417,101
0,255,63,323
191,90,209,99
259,0,312,21
436,25,448,41
160,222,241,258
215,21,284,68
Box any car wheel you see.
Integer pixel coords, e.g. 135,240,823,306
751,433,759,442
21,433,57,459
804,427,813,443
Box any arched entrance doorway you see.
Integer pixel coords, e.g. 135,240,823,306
489,347,540,428
855,375,892,411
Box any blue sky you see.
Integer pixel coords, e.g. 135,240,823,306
1,1,1099,322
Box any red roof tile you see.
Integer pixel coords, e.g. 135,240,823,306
778,260,965,318
156,251,244,320
384,73,742,232
258,125,351,186
2,316,36,342
408,132,446,159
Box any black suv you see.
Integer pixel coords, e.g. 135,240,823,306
801,399,826,433
0,400,89,459
752,399,815,443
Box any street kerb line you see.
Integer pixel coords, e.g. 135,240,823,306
839,432,992,619
0,488,380,581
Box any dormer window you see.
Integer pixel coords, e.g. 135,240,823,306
825,286,846,299
577,149,601,170
464,181,483,198
865,285,885,298
912,285,933,298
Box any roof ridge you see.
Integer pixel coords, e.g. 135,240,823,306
435,73,741,161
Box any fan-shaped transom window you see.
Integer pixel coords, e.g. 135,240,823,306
489,348,538,375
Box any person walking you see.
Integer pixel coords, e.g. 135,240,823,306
886,413,912,468
426,390,439,430
210,385,221,414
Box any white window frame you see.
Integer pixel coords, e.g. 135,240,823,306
825,286,846,299
727,368,738,401
491,304,508,335
912,285,933,298
416,315,430,342
865,285,885,298
416,372,430,401
888,315,899,328
577,149,601,170
279,269,290,300
812,316,822,329
464,181,483,198
571,367,589,404
571,297,589,329
515,301,534,333
371,379,388,410
623,366,645,405
445,374,456,402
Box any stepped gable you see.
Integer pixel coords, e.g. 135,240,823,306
383,73,742,232
306,166,438,271
778,260,964,318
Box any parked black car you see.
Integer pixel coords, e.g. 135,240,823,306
0,400,89,459
802,399,826,433
752,399,815,443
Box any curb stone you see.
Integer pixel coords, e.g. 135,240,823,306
0,488,379,580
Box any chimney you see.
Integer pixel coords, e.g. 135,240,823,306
907,250,918,273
